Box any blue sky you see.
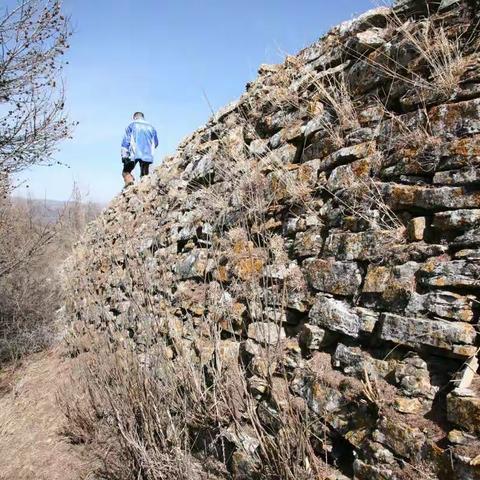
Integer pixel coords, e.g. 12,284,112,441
16,0,379,203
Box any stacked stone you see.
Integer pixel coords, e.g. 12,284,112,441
67,0,480,478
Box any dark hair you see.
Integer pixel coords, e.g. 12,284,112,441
133,112,144,119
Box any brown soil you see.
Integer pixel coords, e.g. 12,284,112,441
0,349,92,480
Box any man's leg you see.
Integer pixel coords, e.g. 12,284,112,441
139,161,150,177
122,159,136,186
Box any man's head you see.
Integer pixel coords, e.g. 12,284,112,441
133,112,145,120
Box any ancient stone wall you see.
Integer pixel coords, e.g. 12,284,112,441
67,1,480,478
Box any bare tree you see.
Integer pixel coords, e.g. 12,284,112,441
0,0,72,265
0,0,75,362
0,0,72,187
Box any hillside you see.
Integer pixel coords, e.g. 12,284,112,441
65,1,480,479
11,196,104,225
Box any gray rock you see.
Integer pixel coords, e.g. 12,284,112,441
374,416,426,460
346,27,388,55
263,307,287,324
354,460,394,480
309,294,375,338
298,324,331,351
439,0,460,11
345,127,376,145
406,291,475,322
268,130,284,150
394,354,438,399
419,259,480,289
223,424,260,455
380,183,480,210
452,227,480,248
261,143,298,169
447,392,480,435
248,139,269,157
347,57,386,95
380,313,476,352
304,258,363,296
301,130,338,162
432,209,480,230
338,7,390,35
363,265,392,293
433,166,480,185
307,378,345,415
430,98,480,138
293,228,323,257
327,158,371,192
212,99,239,123
455,248,480,260
175,249,209,279
324,228,405,261
303,110,331,137
184,143,219,183
247,322,286,346
355,308,380,334
393,0,436,15
318,142,375,173
333,343,391,379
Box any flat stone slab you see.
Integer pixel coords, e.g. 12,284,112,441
432,209,480,230
380,313,476,352
304,258,362,296
419,259,480,289
309,294,377,338
380,183,480,210
324,229,405,261
406,291,475,322
247,321,286,346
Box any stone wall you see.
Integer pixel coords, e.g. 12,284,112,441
67,1,480,478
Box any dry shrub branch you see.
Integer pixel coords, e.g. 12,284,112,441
0,190,100,363
0,0,74,179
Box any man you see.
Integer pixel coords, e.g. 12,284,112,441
121,112,159,187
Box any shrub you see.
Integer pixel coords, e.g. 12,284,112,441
0,192,100,363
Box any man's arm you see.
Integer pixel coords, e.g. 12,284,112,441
121,124,133,159
153,128,159,149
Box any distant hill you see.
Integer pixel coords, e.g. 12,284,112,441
10,196,105,225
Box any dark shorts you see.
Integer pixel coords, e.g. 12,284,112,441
122,158,150,177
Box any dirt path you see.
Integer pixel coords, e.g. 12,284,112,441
0,349,92,480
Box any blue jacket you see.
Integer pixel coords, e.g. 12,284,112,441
121,119,159,163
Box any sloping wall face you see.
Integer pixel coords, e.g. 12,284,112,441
67,1,480,478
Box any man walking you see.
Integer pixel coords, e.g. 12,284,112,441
121,112,159,187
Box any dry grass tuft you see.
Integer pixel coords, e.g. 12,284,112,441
356,14,472,101
60,329,232,480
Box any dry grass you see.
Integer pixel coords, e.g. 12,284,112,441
60,329,232,480
329,176,405,232
0,189,101,364
62,320,340,480
310,72,360,143
352,14,472,101
394,17,469,99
